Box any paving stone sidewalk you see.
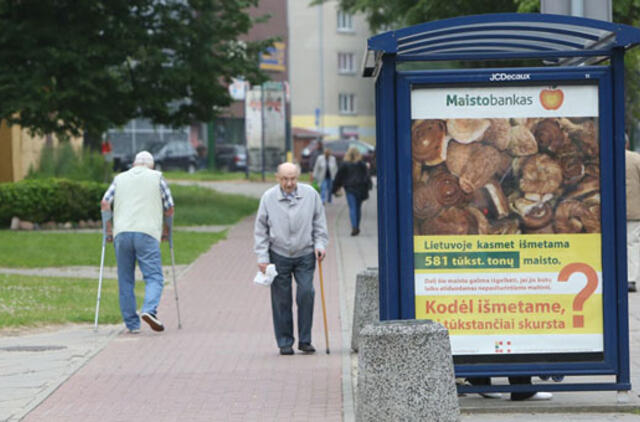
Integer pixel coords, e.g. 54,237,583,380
0,325,121,422
21,203,345,422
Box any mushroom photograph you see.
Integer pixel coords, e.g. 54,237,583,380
412,117,601,236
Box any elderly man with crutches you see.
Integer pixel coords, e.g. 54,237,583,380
254,162,329,355
98,151,175,333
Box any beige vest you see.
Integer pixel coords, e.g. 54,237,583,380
113,166,163,241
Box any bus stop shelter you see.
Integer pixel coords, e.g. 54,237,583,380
362,13,640,394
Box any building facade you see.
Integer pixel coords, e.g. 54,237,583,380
0,123,82,182
209,0,376,169
288,0,375,145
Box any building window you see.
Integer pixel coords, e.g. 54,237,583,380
339,94,356,114
337,11,353,32
338,53,356,74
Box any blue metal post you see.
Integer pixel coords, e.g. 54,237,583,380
376,54,400,320
611,47,631,388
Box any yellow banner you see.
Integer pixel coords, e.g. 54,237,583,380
414,233,602,273
415,294,602,335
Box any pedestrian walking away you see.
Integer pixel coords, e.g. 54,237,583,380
332,146,373,236
101,151,175,333
626,135,640,293
254,162,329,355
312,148,338,205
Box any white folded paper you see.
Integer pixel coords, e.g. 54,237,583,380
253,264,278,286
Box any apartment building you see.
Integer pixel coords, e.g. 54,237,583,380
288,0,375,145
210,0,375,169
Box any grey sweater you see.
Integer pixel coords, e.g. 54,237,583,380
254,183,329,263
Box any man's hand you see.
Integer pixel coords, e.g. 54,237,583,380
258,262,268,274
315,249,326,262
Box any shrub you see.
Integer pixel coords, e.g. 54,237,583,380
28,143,113,183
0,179,107,227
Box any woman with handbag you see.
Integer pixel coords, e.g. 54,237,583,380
332,146,372,236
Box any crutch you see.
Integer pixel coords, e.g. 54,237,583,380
166,215,182,329
94,211,109,331
318,258,330,354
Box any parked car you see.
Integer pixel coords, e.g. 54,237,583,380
149,141,199,173
112,152,134,172
215,144,247,171
301,139,376,174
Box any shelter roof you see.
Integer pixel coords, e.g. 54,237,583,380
363,13,640,77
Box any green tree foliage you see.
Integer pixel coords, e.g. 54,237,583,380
613,1,640,133
0,0,271,139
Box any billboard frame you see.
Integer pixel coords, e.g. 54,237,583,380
364,13,640,393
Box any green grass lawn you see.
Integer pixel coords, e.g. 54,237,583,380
0,184,254,268
170,184,258,226
0,273,143,329
163,170,251,181
0,183,257,328
0,230,226,268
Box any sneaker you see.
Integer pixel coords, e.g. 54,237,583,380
528,392,553,401
127,328,141,334
279,346,294,355
479,392,502,399
298,343,316,353
141,312,165,332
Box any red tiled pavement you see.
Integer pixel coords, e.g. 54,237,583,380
25,206,344,422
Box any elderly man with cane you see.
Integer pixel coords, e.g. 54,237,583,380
254,162,329,355
100,151,175,333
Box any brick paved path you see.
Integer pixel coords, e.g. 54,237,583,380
25,207,344,422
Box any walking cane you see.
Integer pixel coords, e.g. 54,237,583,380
166,215,183,329
94,211,109,331
318,258,330,354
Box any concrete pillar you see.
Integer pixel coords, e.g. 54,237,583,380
356,320,460,422
351,268,379,352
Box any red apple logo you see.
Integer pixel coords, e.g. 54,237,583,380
540,87,564,110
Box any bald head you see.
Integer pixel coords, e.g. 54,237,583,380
277,162,300,176
276,162,300,194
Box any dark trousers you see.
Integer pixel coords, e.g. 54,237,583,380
467,376,536,400
269,251,316,348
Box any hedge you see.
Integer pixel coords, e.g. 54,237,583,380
0,179,108,227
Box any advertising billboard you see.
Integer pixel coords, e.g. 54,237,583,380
244,83,286,150
411,84,603,357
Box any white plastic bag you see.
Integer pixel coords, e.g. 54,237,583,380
253,264,278,286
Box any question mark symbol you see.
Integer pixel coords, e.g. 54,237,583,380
557,263,598,328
